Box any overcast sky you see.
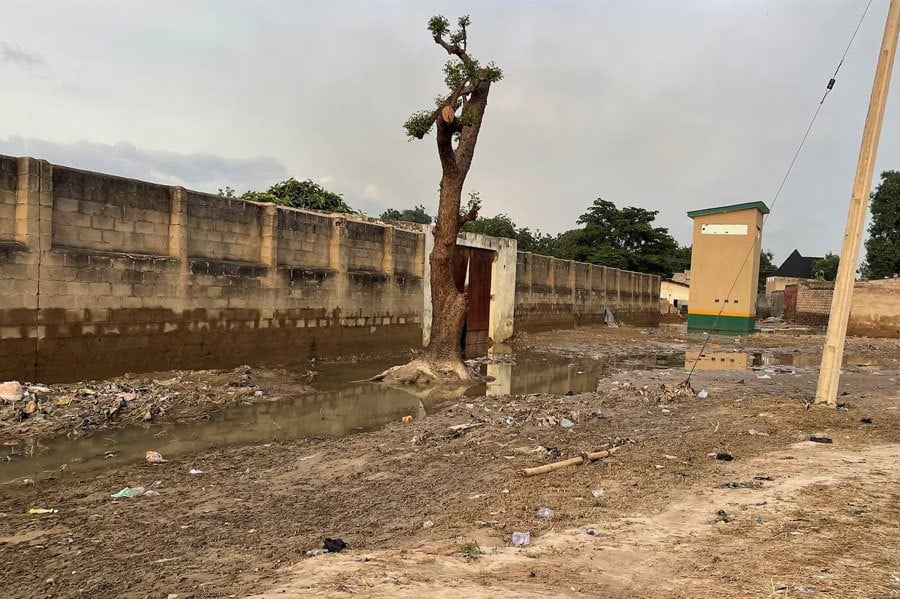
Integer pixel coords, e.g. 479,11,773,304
2,0,898,264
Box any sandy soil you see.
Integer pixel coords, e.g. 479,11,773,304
0,326,898,598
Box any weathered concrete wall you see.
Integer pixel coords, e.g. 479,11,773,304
793,281,835,326
787,279,900,337
848,279,900,338
514,252,660,331
0,156,425,382
1,154,668,382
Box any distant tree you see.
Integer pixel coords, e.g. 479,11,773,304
673,245,692,277
812,252,840,281
861,170,899,279
241,178,353,213
461,213,555,254
380,205,433,224
551,199,683,278
758,249,777,292
218,186,237,198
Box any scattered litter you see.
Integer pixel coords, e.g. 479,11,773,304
586,528,598,536
511,531,531,547
504,416,515,425
590,489,605,498
0,381,23,402
654,464,664,469
748,429,769,436
714,510,731,524
753,475,774,481
536,507,554,519
756,374,771,379
663,454,678,460
808,436,833,444
305,548,329,556
146,451,167,464
422,520,434,529
775,586,813,594
719,481,755,489
448,422,484,436
697,389,709,399
860,417,873,424
715,452,734,461
188,468,204,475
144,489,161,497
130,486,146,496
111,487,134,499
28,508,58,514
323,538,347,553
559,418,575,429
603,308,618,327
401,415,412,423
755,516,763,525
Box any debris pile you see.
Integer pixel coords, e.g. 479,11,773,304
0,366,311,442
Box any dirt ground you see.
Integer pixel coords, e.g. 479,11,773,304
0,325,898,598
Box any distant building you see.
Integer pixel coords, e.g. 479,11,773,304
765,249,823,295
672,270,691,285
686,201,769,334
661,280,690,308
775,249,822,278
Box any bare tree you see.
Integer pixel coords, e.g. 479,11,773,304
379,15,502,384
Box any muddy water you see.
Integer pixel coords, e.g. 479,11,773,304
1,352,687,483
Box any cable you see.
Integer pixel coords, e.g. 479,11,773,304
684,0,874,385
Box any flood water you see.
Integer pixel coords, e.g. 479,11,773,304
3,348,891,483
0,351,682,483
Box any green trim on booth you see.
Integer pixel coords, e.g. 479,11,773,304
687,313,756,334
687,201,770,219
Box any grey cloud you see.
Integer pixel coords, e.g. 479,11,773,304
0,136,288,193
0,43,45,66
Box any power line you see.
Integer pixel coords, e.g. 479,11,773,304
684,0,875,385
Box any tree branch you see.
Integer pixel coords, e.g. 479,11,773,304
458,202,480,226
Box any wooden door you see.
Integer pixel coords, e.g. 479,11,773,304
465,248,493,355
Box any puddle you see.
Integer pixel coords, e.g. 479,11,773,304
1,352,685,483
685,351,897,371
471,352,683,396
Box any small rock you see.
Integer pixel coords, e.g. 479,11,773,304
422,520,434,529
536,507,554,519
715,452,734,461
511,531,531,547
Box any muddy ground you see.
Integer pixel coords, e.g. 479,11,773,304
0,325,898,598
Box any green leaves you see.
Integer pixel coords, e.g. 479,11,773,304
406,15,502,141
862,170,900,279
380,205,433,224
404,109,436,140
427,15,449,37
811,252,840,281
241,178,353,213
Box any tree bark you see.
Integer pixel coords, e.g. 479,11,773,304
422,80,492,376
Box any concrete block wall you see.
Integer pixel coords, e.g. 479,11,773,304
794,281,835,326
0,154,425,382
514,252,660,331
787,279,899,337
848,279,900,338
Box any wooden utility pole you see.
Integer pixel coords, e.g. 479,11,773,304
816,0,900,406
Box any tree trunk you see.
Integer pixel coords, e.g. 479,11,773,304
376,80,492,385
425,174,469,375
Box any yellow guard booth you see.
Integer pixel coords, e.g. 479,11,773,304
686,201,768,334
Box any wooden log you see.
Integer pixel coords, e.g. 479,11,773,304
518,446,621,478
448,422,485,436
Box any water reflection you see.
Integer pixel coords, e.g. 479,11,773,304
478,352,683,396
1,382,424,483
685,351,751,371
